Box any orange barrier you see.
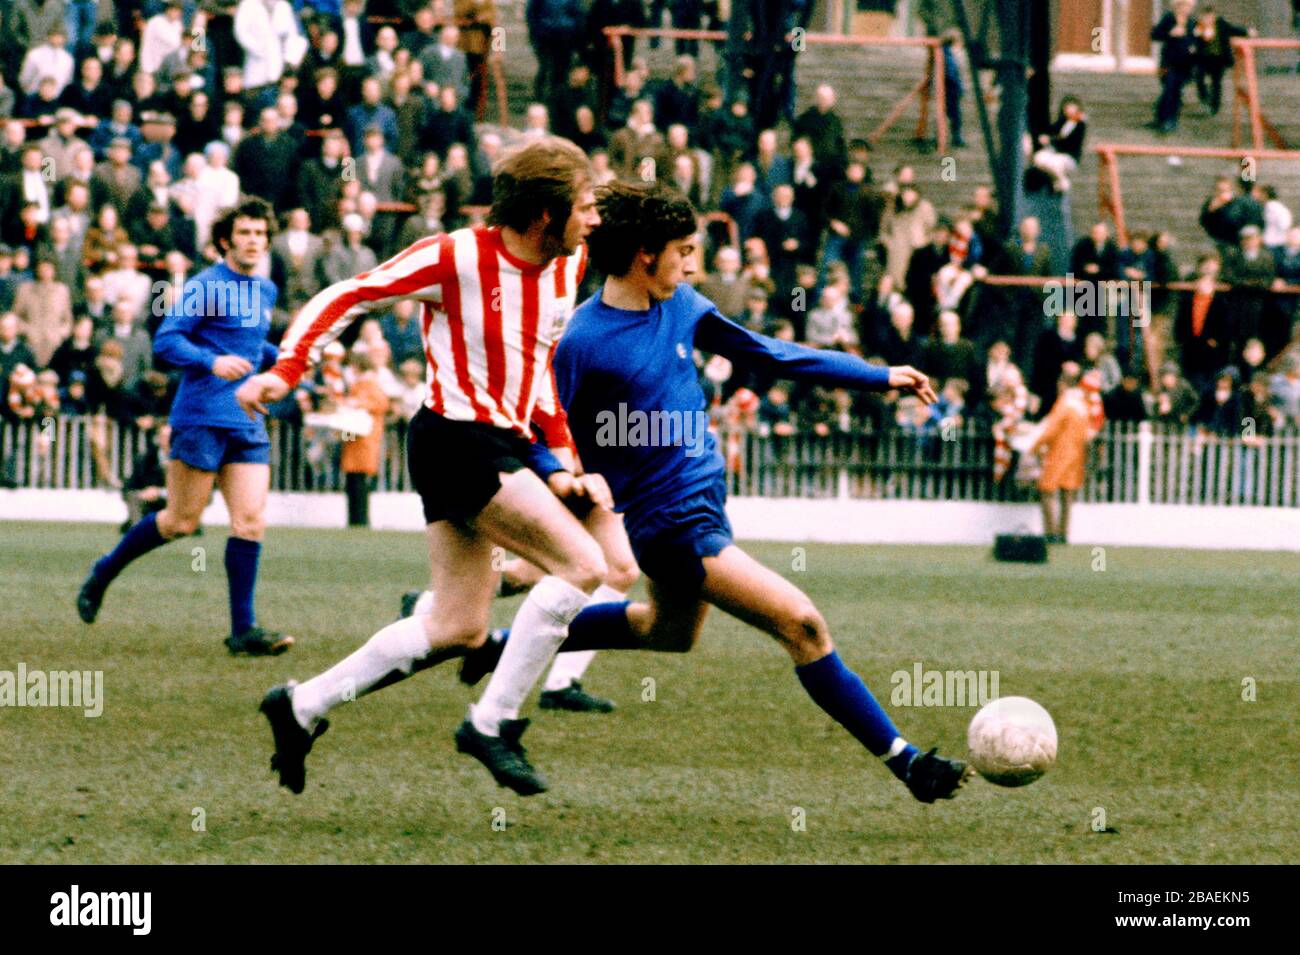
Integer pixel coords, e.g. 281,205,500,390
1092,142,1300,245
601,27,948,154
1230,38,1300,151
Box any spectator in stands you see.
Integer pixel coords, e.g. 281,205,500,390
1151,362,1200,426
234,107,298,212
92,137,142,217
939,29,965,148
21,25,75,98
0,312,37,403
13,256,72,368
38,214,82,290
654,56,701,131
805,285,857,350
923,310,984,403
420,85,474,160
1193,365,1243,435
697,246,750,320
526,0,584,104
750,128,790,198
792,83,847,170
0,247,19,314
48,314,96,385
347,75,399,155
822,156,882,299
1151,0,1199,133
96,299,152,389
548,61,598,141
141,1,187,77
1030,95,1086,193
570,105,608,156
1192,5,1251,116
753,182,811,295
904,218,952,335
1223,224,1277,354
1070,220,1119,281
102,244,152,317
1104,371,1148,422
1083,331,1122,394
324,212,378,286
609,98,667,180
340,348,389,526
76,273,110,328
1200,174,1263,249
234,0,304,97
1256,185,1293,252
1031,309,1084,408
1268,352,1300,426
270,207,326,315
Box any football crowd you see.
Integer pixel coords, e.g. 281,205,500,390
1,0,1299,498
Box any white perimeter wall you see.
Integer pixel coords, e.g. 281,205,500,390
2,490,1298,551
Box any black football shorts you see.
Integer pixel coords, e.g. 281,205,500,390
407,407,531,525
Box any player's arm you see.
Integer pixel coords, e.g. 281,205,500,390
153,292,252,381
237,236,446,416
695,308,937,404
529,365,612,511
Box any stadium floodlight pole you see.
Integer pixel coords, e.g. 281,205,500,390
948,0,1037,241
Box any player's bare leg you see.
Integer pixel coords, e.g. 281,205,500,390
77,458,215,624
215,462,292,655
261,520,499,794
696,546,972,803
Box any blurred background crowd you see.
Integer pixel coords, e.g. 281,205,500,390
1,0,1298,503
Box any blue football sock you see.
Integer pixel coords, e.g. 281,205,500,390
559,600,637,652
93,512,167,584
796,650,919,779
224,537,262,635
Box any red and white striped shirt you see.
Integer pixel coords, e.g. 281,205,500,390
272,225,588,449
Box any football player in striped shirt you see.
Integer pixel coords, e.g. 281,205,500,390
461,182,972,803
76,198,295,657
234,138,614,795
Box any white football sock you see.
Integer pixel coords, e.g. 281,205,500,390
469,575,590,736
291,615,431,731
413,589,434,616
542,584,625,691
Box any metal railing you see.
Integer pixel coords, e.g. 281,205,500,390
3,416,1298,509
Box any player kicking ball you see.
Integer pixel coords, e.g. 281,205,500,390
235,138,617,795
461,182,972,803
76,198,294,656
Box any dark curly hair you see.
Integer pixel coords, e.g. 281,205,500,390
587,181,697,278
211,196,277,253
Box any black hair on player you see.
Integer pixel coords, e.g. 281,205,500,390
211,196,277,253
587,181,697,278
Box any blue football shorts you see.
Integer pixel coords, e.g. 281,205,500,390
170,423,271,472
624,478,734,591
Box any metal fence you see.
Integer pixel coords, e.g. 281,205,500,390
2,416,1298,508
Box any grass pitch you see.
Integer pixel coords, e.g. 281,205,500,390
0,521,1295,864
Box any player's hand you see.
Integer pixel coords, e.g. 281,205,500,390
575,473,614,511
235,372,290,419
212,354,254,381
889,365,938,405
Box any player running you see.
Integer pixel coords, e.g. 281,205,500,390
399,433,632,714
461,182,972,803
235,137,614,794
76,198,294,656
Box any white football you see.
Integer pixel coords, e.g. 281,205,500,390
967,696,1057,787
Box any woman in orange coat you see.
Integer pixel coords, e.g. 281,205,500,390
341,350,390,527
1031,371,1093,544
